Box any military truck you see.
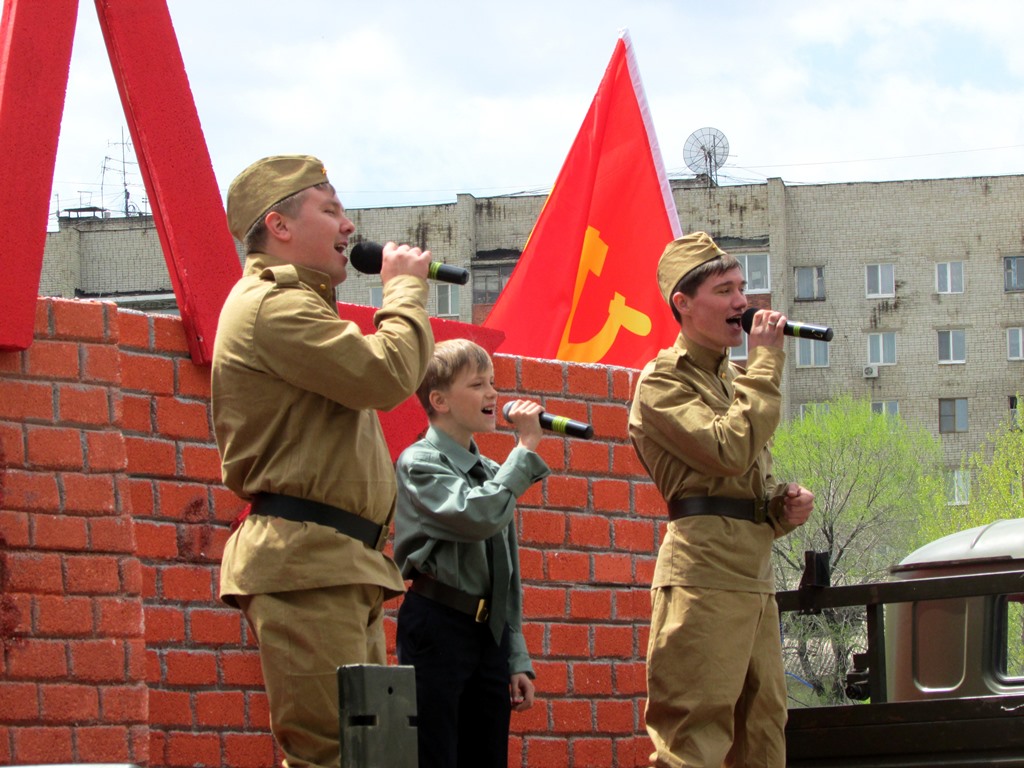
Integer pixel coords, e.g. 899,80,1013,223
778,519,1024,767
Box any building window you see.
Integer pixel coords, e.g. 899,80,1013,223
799,402,830,419
368,286,383,308
1006,256,1024,292
736,253,770,293
435,284,460,318
796,338,829,368
939,398,968,433
1010,395,1019,430
473,264,516,304
1009,328,1023,360
795,266,825,301
871,400,899,417
730,335,748,362
938,330,966,364
936,261,964,294
868,332,896,365
866,264,895,298
946,469,970,506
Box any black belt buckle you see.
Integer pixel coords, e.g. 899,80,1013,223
474,599,489,623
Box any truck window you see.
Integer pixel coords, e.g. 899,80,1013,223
1000,594,1024,680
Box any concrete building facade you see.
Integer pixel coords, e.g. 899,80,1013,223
43,175,1024,482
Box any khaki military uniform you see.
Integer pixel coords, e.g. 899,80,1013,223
629,332,795,768
213,252,432,768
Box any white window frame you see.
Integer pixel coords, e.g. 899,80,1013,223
866,263,895,298
796,337,829,368
1008,327,1024,361
871,400,899,417
795,266,825,301
946,469,970,506
435,283,460,318
938,329,966,364
936,261,964,294
939,398,968,434
1006,256,1024,292
868,332,897,366
368,285,384,308
735,253,770,294
729,335,748,362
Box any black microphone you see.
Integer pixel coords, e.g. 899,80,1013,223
501,402,594,440
741,308,833,342
349,241,469,285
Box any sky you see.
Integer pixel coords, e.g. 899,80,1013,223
46,0,1024,223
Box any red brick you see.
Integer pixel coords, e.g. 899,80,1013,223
77,725,133,763
637,554,657,584
0,380,53,421
181,443,223,483
569,440,610,473
634,481,666,516
81,343,121,385
41,683,100,722
95,596,143,637
593,552,635,584
117,311,151,350
551,698,593,733
512,700,550,734
532,660,568,695
100,684,148,723
568,515,611,549
0,509,30,547
34,298,53,334
120,352,174,395
126,478,155,516
141,564,158,600
26,425,83,470
61,473,116,515
572,661,613,695
247,690,271,727
24,340,80,380
144,647,160,684
0,420,26,464
549,623,590,658
52,299,109,342
189,608,243,646
614,518,657,552
155,396,210,440
65,554,121,594
121,556,143,595
120,394,153,433
11,726,73,764
573,737,615,766
533,438,565,471
593,478,630,512
476,430,514,463
523,585,567,620
152,315,189,354
520,509,566,546
615,588,652,622
592,402,629,440
0,682,40,721
30,513,86,550
70,638,127,682
546,475,588,509
525,737,569,766
569,588,612,620
210,486,247,524
520,357,566,394
135,520,179,559
88,516,134,553
145,605,186,644
124,435,176,477
568,365,609,398
156,481,209,520
161,564,214,602
35,594,94,636
196,690,245,727
541,397,590,423
612,367,637,400
222,651,264,686
594,625,635,659
596,698,636,733
492,354,517,388
546,550,590,582
4,552,63,593
85,430,126,471
224,732,277,768
165,730,221,767
148,689,193,726
615,661,648,696
6,639,68,679
0,349,23,374
56,384,111,426
176,359,212,399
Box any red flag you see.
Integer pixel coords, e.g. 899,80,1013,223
483,31,681,369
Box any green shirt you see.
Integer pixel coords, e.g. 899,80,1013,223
394,426,550,677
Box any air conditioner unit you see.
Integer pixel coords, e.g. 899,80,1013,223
863,365,879,379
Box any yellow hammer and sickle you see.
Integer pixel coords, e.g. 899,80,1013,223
557,226,652,363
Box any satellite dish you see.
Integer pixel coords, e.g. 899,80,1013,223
684,127,729,185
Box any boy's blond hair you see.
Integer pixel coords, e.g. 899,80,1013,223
416,338,493,417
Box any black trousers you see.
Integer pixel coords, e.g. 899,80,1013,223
397,590,512,768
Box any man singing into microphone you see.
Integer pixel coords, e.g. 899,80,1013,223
628,231,814,768
212,155,434,768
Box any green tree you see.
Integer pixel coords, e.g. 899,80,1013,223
769,396,947,705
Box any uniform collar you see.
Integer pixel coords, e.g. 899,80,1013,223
424,425,483,474
675,331,730,375
244,252,336,304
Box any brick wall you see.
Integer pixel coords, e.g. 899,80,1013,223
0,297,657,768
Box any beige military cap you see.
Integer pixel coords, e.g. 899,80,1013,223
656,231,727,303
226,154,329,241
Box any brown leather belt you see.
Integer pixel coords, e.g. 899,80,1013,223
668,496,768,524
410,574,489,623
249,492,386,550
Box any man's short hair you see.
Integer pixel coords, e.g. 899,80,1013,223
241,181,334,253
226,154,330,243
416,338,493,417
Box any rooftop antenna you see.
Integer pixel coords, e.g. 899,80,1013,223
684,127,729,187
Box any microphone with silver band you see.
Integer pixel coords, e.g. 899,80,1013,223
349,241,469,285
501,402,594,440
741,307,833,342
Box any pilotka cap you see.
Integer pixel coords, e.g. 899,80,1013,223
226,154,330,241
656,231,728,303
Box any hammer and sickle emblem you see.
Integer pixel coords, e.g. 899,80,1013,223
557,226,652,363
